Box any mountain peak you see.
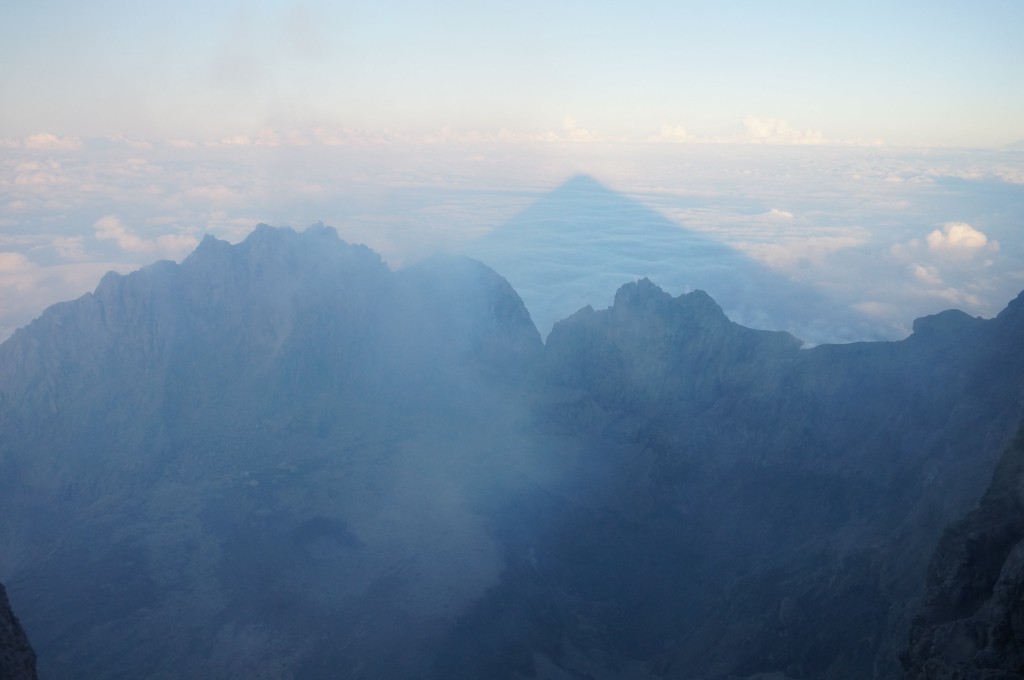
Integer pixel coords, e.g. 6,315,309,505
613,279,727,325
911,308,981,337
613,277,673,309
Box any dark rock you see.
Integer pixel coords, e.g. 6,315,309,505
905,425,1024,679
0,582,37,680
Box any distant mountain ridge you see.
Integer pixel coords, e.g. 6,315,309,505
461,174,880,344
2,225,1023,679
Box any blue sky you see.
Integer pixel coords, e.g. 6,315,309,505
2,0,1022,146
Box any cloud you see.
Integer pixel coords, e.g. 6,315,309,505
107,134,152,150
93,215,198,255
23,132,82,150
735,234,866,270
852,301,899,318
926,222,997,253
650,123,691,143
912,263,943,286
94,215,151,252
892,223,999,265
562,116,596,142
742,117,826,145
211,128,311,148
185,184,240,203
53,236,87,260
0,252,34,273
13,160,68,187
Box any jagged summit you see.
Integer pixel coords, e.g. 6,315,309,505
613,279,726,323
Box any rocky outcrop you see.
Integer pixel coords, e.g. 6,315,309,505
439,281,1024,680
0,582,36,680
905,424,1024,679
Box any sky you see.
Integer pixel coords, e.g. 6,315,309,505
3,0,1023,146
1,1,1023,342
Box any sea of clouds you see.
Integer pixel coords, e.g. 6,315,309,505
1,133,1021,343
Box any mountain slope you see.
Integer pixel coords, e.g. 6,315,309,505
905,422,1024,679
1,225,1023,679
0,225,544,679
437,280,1024,679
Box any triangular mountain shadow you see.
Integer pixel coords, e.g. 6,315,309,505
461,174,877,345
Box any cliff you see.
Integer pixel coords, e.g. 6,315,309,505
0,582,37,680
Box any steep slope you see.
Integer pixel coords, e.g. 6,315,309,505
436,282,1024,680
0,225,544,679
905,423,1024,679
0,582,37,680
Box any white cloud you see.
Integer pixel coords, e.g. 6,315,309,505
651,123,691,143
892,223,999,264
742,116,825,145
736,234,866,270
53,236,87,260
852,301,898,318
284,130,310,146
23,132,82,150
562,116,596,142
211,128,311,148
765,208,794,220
108,134,152,150
912,263,943,286
0,252,34,273
185,184,240,203
94,215,151,252
93,215,198,256
13,160,68,187
312,127,352,145
926,222,997,253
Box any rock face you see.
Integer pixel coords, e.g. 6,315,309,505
438,277,1024,680
0,225,543,679
1,224,1024,679
0,582,37,680
905,424,1024,679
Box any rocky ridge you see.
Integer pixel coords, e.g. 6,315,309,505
905,423,1024,679
1,225,1023,679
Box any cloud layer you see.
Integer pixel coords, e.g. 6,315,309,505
0,138,1022,344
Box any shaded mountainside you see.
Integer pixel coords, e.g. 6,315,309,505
1,225,1023,679
0,225,543,679
0,582,36,680
905,424,1024,679
438,277,1024,680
